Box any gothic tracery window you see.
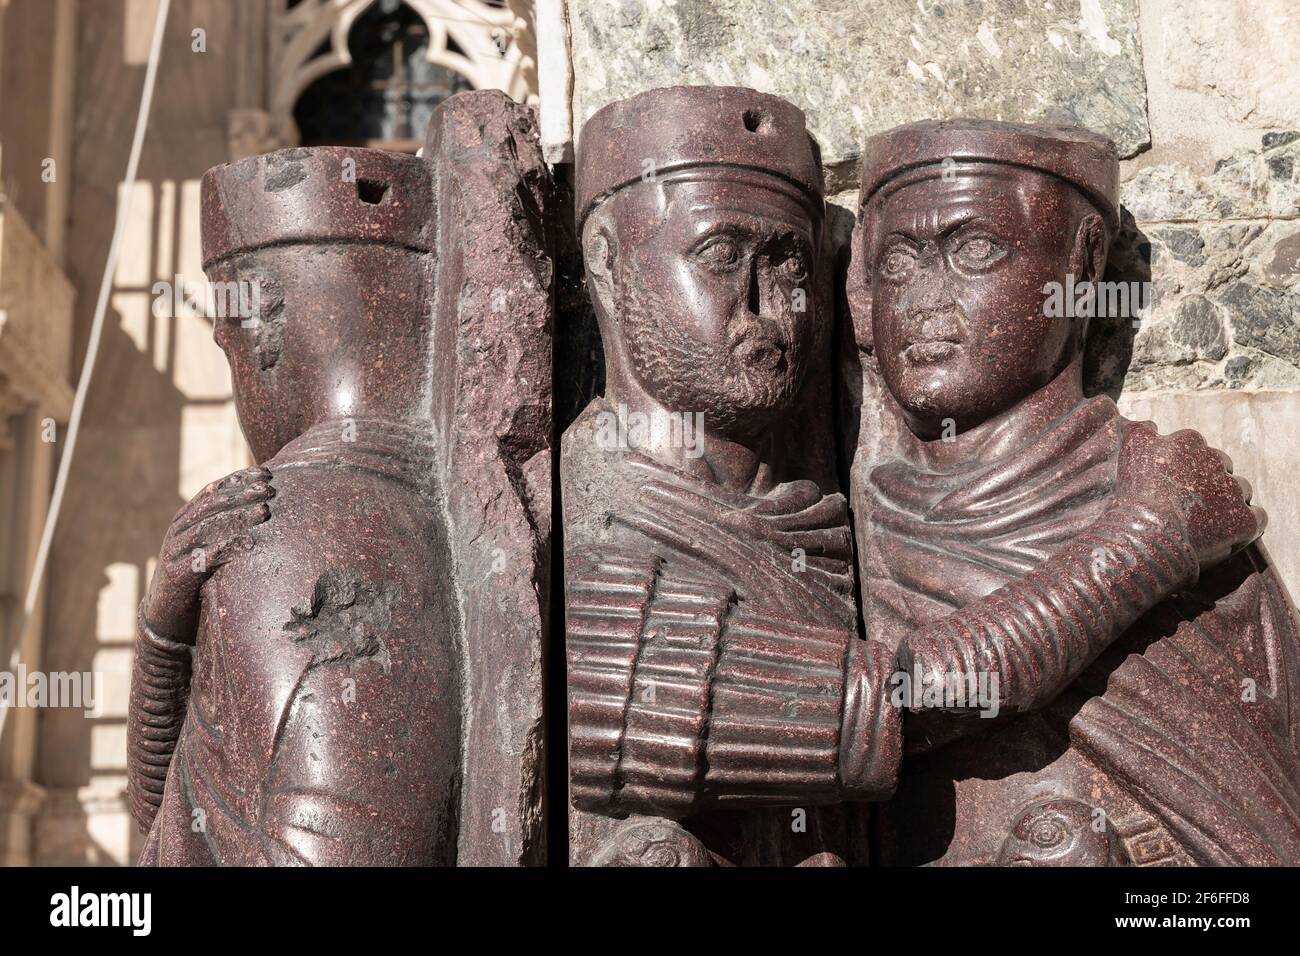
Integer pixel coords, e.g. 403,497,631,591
294,1,473,150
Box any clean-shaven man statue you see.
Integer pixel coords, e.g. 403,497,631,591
846,119,1300,866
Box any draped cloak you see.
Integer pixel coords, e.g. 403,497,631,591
138,418,462,866
857,392,1300,865
563,398,900,866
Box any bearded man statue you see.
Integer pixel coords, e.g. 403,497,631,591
563,87,902,866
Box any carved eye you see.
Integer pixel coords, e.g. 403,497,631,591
882,246,915,279
695,237,742,273
952,235,1006,271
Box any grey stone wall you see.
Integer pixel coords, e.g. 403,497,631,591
549,0,1300,590
1110,135,1300,394
566,0,1151,187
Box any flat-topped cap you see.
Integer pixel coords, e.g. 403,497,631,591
201,146,433,267
858,119,1120,230
574,86,824,230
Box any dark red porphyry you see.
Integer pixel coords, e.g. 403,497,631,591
844,118,1299,866
564,87,894,867
127,90,552,866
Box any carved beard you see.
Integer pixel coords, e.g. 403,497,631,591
618,275,807,437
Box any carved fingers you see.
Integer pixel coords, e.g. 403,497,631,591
625,481,850,620
145,467,275,640
1117,421,1265,570
168,467,273,540
620,504,805,618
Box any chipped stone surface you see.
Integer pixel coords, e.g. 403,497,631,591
567,0,1150,188
283,568,398,669
425,92,554,867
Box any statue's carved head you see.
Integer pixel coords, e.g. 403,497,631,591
201,148,434,461
575,87,826,439
852,120,1119,437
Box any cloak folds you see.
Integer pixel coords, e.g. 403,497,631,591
138,418,461,866
859,393,1300,865
563,401,901,865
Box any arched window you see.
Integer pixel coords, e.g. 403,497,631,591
295,1,472,150
273,0,533,154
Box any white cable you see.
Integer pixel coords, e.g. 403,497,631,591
1,0,171,713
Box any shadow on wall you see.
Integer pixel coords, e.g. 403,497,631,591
35,313,190,866
1084,207,1150,399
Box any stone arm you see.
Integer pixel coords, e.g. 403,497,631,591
126,467,273,832
573,500,1203,804
127,605,193,831
568,553,902,821
898,424,1262,747
567,421,1260,812
898,498,1197,723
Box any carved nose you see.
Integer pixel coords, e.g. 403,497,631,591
903,279,952,320
905,253,955,306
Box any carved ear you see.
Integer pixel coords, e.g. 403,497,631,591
582,216,617,314
845,212,874,356
1071,212,1108,285
1065,212,1108,354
